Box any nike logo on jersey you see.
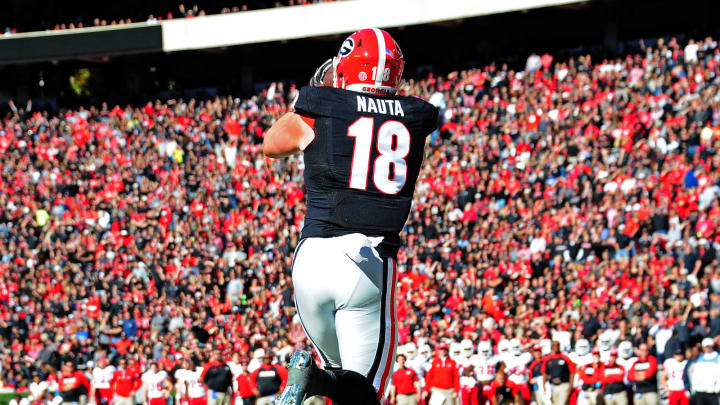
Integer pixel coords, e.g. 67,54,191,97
357,96,405,117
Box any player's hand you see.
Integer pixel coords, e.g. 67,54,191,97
309,59,333,87
452,391,458,399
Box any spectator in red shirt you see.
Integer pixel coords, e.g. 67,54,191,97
58,361,90,405
577,349,604,405
601,350,627,405
424,343,459,405
390,354,420,405
628,344,658,405
112,358,140,405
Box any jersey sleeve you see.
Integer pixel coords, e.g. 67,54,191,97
294,86,335,118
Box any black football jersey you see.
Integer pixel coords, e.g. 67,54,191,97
294,86,438,257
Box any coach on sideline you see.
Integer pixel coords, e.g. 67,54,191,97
424,344,459,405
390,354,420,405
689,338,720,405
543,341,575,405
201,349,234,405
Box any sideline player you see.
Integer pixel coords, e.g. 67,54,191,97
176,359,207,405
142,363,172,405
264,28,438,405
661,348,688,405
472,341,499,405
504,339,532,405
90,358,115,405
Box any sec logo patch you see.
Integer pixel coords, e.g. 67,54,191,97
358,72,367,81
339,38,354,57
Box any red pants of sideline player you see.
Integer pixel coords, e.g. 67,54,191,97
569,388,578,405
460,386,478,405
668,390,690,405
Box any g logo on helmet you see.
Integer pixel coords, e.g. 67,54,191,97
358,72,367,81
339,38,354,57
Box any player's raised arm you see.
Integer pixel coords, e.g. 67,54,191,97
262,112,315,158
263,58,335,158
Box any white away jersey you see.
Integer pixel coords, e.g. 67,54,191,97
504,353,533,385
175,368,205,398
569,353,593,369
92,366,116,390
616,357,637,383
407,357,431,384
142,371,169,399
663,358,687,392
470,355,498,382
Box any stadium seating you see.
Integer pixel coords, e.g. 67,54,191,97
0,34,719,404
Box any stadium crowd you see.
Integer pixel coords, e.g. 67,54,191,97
1,1,341,36
1,33,720,405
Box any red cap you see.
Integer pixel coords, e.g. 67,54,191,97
436,343,449,350
532,344,542,351
591,348,600,355
610,348,618,356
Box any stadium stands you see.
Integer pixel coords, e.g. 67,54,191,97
1,1,333,35
1,33,720,404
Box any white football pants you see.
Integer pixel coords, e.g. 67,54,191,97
291,233,398,400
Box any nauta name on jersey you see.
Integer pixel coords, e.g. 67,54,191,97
356,96,405,116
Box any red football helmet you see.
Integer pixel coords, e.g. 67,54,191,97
332,28,404,96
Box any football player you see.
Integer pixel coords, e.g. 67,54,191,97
471,341,499,405
661,348,688,405
597,332,614,363
265,28,439,405
451,342,464,364
570,339,594,404
175,359,206,405
504,339,533,405
141,362,172,405
496,339,512,366
90,357,115,405
459,340,474,369
570,340,593,368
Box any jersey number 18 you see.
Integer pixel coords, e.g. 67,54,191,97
347,117,410,195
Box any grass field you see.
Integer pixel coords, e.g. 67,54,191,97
0,392,27,405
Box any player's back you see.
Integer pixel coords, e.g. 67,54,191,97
663,358,687,391
295,86,438,257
